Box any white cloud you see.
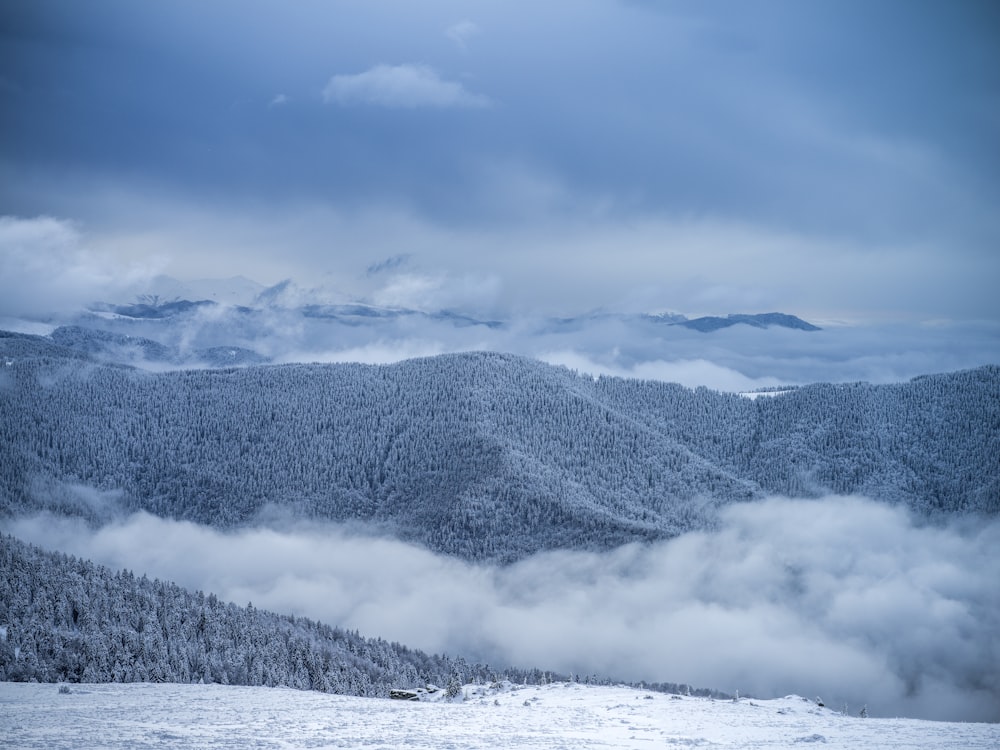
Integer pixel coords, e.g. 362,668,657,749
268,93,289,107
370,271,502,313
273,339,450,366
538,350,786,392
0,215,160,317
322,64,490,108
8,200,996,387
7,495,999,722
30,172,997,322
446,20,480,51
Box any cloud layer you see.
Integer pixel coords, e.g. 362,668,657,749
8,495,998,722
0,216,158,318
2,2,997,326
42,269,999,389
323,64,490,108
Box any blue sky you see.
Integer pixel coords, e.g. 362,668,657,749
1,0,999,320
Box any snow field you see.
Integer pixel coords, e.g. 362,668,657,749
1,681,997,749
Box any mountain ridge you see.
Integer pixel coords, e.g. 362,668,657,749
677,312,821,332
2,335,996,562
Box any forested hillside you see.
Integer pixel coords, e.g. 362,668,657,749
2,331,998,562
0,534,721,697
0,534,515,693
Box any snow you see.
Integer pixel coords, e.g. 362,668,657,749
1,681,996,749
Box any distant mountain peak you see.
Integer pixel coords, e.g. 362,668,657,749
133,274,266,307
89,298,217,320
676,312,821,333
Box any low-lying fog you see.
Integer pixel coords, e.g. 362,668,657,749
7,495,998,722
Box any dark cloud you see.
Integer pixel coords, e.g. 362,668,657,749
8,0,999,318
1,0,997,257
7,495,998,722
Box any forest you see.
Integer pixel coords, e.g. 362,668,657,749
2,330,998,563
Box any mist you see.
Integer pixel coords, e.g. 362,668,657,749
6,495,998,722
27,272,1000,390
4,208,998,389
0,216,159,318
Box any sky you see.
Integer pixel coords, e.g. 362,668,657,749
2,0,999,323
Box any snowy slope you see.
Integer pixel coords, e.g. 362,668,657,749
2,681,996,749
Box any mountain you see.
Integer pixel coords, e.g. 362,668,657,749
48,326,270,367
676,312,822,332
123,274,267,307
47,277,823,372
0,273,830,376
89,298,219,320
2,332,996,562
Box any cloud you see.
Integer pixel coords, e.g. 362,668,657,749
273,339,451,367
268,94,289,107
322,64,491,108
538,350,786,392
370,271,502,313
446,20,480,51
14,171,998,322
7,495,999,722
30,273,998,390
0,215,160,317
4,0,998,308
4,205,997,387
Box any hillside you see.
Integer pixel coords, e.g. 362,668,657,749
0,533,536,694
1,532,725,699
2,332,998,562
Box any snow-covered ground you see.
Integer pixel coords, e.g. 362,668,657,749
1,681,996,749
